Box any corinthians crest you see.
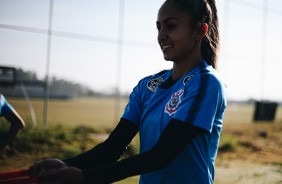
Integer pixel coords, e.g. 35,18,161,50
165,89,184,116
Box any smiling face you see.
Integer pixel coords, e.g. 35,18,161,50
157,3,197,63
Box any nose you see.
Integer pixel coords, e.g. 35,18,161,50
157,28,168,42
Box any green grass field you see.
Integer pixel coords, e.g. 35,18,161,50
8,97,282,128
2,97,282,184
8,97,129,129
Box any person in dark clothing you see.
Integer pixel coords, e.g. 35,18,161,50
0,94,25,150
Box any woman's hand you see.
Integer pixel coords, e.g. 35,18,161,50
38,167,83,184
29,158,67,176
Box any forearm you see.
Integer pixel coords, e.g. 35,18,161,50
64,118,138,169
0,124,20,146
82,119,207,183
5,109,25,129
64,140,125,169
82,146,171,183
0,110,25,149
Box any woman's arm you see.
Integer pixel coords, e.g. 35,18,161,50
32,119,206,184
64,118,139,169
30,118,139,175
82,118,207,183
0,107,25,150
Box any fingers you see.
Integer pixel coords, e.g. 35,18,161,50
38,169,60,182
29,160,82,184
29,161,45,176
37,167,83,184
29,159,66,176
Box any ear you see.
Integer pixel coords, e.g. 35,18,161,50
193,23,208,40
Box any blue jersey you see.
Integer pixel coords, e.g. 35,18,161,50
0,94,13,117
122,60,227,184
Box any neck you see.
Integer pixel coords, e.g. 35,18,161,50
171,39,203,80
172,55,202,80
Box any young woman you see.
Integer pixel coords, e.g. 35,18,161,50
0,94,25,150
30,0,227,183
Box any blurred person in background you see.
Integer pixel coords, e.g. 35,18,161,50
30,0,227,183
0,93,25,150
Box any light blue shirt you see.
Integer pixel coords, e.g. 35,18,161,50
0,94,13,117
122,61,227,184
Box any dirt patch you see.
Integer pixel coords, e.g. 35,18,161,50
214,121,282,184
215,160,282,184
219,122,282,165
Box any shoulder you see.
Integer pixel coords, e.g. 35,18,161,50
184,63,226,98
194,63,226,88
0,94,13,116
141,70,170,82
137,70,171,92
0,94,7,108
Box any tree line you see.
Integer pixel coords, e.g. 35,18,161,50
0,68,126,98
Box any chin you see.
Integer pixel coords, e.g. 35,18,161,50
163,55,174,61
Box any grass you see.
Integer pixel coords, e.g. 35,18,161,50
7,97,128,130
1,97,282,183
0,120,140,183
218,116,282,163
218,135,238,152
0,122,101,161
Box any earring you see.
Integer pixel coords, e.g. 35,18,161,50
201,23,208,34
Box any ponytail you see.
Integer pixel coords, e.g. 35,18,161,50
202,0,219,69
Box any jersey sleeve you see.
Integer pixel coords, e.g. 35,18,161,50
0,94,14,117
172,72,226,132
121,70,169,127
121,79,147,127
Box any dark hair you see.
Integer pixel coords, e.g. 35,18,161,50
162,0,219,69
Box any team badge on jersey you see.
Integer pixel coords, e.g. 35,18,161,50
165,89,184,116
183,75,194,85
147,77,164,92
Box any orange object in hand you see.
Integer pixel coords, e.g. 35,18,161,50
0,170,38,184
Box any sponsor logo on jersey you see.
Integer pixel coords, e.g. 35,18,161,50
147,77,164,92
183,75,194,85
165,89,184,116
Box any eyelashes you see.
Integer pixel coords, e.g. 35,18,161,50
156,24,177,32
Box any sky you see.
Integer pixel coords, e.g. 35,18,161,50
0,0,281,101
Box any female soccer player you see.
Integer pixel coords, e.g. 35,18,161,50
30,0,227,183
